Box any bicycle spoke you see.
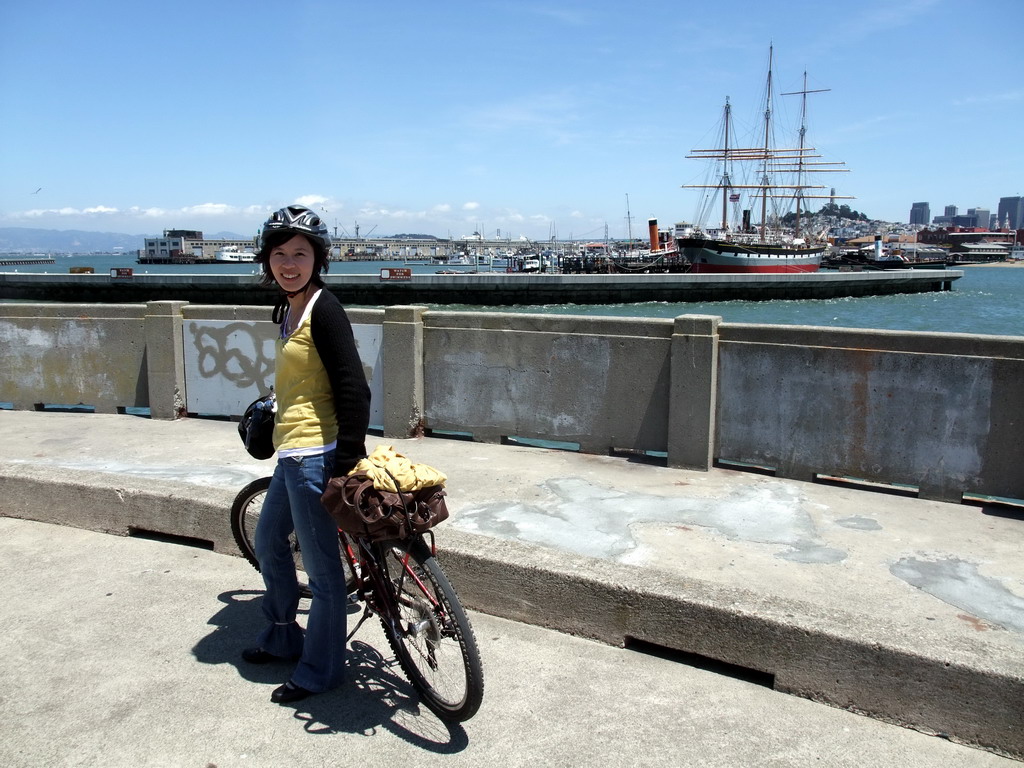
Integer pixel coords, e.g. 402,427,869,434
372,539,483,721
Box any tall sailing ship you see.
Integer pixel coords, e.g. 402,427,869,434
677,47,851,273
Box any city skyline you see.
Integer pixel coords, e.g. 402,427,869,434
910,196,1023,230
2,0,1022,241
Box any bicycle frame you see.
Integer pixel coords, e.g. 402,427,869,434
340,531,445,644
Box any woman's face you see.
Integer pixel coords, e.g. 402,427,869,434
268,234,316,294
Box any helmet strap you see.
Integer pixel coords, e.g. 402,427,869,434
284,278,313,299
272,282,311,325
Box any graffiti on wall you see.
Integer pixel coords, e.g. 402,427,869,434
183,320,383,422
190,322,276,391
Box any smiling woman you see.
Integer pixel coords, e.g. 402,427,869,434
243,203,371,704
255,205,333,318
269,235,317,305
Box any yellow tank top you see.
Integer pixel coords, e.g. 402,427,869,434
273,296,339,452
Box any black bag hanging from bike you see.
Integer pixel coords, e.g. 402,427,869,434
321,468,449,541
238,391,276,460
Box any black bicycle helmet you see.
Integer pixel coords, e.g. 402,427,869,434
238,391,277,460
257,204,332,255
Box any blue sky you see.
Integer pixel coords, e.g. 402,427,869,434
2,0,1021,241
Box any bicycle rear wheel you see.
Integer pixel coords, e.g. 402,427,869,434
374,538,484,722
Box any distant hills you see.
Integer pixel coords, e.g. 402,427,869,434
0,227,248,253
1,228,450,253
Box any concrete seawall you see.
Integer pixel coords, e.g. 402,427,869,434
0,268,962,305
1,300,1021,504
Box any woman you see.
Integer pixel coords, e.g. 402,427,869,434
244,204,371,704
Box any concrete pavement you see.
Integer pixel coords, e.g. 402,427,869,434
0,517,1016,768
0,410,1022,761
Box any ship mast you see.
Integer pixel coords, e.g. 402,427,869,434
684,47,854,241
721,98,731,231
794,73,810,237
783,72,829,239
781,73,845,239
625,193,634,243
759,45,774,240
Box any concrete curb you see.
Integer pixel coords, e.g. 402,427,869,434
1,463,1021,759
435,533,1023,758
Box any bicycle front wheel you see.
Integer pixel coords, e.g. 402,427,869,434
230,476,275,571
375,538,484,722
230,476,353,598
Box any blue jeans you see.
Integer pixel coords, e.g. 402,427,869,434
253,451,346,693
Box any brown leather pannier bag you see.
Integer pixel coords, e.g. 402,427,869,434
321,470,449,542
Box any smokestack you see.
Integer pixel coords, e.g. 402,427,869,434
648,218,659,252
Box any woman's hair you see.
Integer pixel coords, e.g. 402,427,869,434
255,230,331,289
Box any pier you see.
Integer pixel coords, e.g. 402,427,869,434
0,256,56,266
0,268,962,306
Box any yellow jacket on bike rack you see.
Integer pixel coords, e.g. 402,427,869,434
349,444,447,493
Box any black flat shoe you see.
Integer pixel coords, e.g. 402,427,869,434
271,680,316,704
241,647,297,665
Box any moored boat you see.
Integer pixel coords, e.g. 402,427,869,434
676,225,825,273
826,237,951,270
214,245,255,263
677,47,851,274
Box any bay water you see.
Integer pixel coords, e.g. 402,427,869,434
5,254,1022,338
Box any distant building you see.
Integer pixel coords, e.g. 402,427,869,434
950,215,979,228
143,230,204,261
909,202,930,225
968,208,990,229
141,229,259,262
944,205,958,217
998,196,1024,230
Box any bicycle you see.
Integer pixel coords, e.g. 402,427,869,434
230,476,484,722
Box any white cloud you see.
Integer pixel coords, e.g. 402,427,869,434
951,91,1022,107
182,203,232,216
295,194,328,207
0,196,586,241
358,205,428,221
19,205,118,218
